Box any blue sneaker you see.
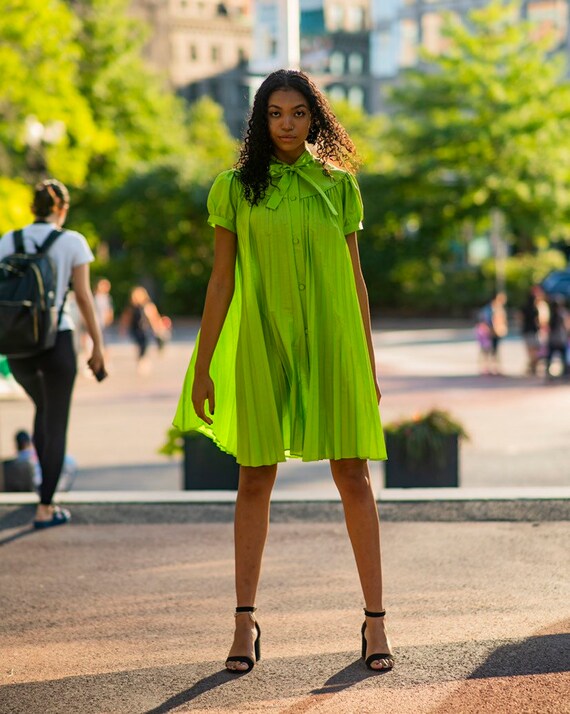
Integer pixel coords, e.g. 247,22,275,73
34,508,71,530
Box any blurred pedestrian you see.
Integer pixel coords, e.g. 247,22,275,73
92,277,114,363
94,278,114,335
520,288,541,375
535,286,551,361
477,292,508,375
119,286,165,374
545,296,569,379
0,179,106,528
15,429,78,493
174,70,393,673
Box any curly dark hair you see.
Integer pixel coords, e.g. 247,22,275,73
236,69,358,205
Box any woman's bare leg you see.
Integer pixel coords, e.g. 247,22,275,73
226,463,277,671
330,458,393,670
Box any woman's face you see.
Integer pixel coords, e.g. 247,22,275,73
267,87,311,164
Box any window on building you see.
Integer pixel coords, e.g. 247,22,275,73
347,6,365,31
328,4,344,31
422,13,442,55
348,85,364,108
238,47,247,65
329,51,345,75
371,29,398,77
209,80,220,102
212,45,221,62
327,85,346,102
189,44,198,61
400,18,418,67
348,52,364,74
528,0,567,44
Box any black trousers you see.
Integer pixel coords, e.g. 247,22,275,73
8,331,77,505
546,345,569,375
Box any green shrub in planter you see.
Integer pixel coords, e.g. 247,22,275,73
383,409,469,488
160,427,239,490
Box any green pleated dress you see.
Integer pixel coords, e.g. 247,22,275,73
173,150,387,466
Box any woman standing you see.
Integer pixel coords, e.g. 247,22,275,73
174,70,393,672
0,179,106,528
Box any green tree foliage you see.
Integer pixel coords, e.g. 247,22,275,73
0,0,104,185
330,100,395,174
0,178,32,234
185,97,238,181
91,100,238,315
72,0,191,184
357,1,570,314
384,1,570,252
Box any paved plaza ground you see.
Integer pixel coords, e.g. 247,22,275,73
1,319,569,713
1,318,569,493
1,517,568,714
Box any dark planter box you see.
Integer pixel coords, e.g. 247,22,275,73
183,432,239,490
384,433,459,488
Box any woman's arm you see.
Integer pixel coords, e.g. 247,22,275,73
144,301,163,334
192,225,237,424
72,263,105,376
345,232,381,403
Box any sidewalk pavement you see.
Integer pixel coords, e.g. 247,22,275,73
2,320,570,494
1,320,569,712
1,504,568,714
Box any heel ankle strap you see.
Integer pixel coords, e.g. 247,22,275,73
364,609,386,618
235,606,256,616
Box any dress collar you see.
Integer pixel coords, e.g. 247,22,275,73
267,151,338,216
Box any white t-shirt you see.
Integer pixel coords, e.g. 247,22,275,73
0,222,94,331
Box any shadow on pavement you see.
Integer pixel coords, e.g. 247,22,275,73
0,505,34,531
382,373,551,395
0,524,36,547
468,632,570,679
143,669,234,713
311,658,391,693
429,630,570,714
1,635,568,714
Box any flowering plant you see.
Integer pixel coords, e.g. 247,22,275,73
384,409,468,466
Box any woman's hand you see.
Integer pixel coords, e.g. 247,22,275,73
87,345,105,379
375,378,382,404
192,371,215,425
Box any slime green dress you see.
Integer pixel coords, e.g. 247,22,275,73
173,150,387,466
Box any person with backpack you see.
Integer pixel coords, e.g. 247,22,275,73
0,179,106,528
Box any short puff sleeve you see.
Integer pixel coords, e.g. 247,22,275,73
207,170,240,233
341,173,364,235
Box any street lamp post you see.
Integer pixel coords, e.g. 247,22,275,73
490,207,507,296
24,115,66,181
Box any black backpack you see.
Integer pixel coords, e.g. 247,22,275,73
0,228,65,357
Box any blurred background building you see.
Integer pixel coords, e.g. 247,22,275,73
131,0,570,133
370,0,570,110
131,0,254,135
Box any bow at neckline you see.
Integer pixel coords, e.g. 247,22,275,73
266,152,338,216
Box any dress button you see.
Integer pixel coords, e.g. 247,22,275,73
293,238,300,244
299,284,305,291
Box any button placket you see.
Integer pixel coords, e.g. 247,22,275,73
288,176,308,336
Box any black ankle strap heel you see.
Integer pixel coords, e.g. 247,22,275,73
225,607,261,673
361,609,394,671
